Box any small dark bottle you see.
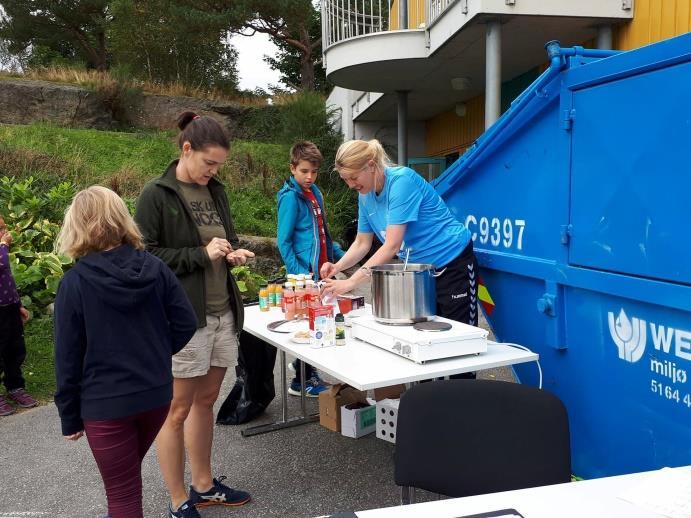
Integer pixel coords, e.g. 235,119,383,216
335,313,346,346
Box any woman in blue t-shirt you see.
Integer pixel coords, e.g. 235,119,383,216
321,139,479,328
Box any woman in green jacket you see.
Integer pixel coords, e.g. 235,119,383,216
135,112,254,518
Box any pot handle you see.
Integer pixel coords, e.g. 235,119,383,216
432,267,447,278
359,266,373,277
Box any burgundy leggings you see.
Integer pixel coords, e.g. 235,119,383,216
84,405,170,518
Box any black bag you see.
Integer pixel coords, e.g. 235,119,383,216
216,330,278,425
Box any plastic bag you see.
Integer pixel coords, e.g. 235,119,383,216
216,330,277,425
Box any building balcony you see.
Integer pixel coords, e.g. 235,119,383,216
322,0,634,121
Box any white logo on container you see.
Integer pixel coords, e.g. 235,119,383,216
608,308,646,363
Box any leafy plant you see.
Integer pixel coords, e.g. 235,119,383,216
0,176,74,313
231,265,267,302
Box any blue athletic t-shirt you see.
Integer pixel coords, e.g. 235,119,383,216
357,166,471,267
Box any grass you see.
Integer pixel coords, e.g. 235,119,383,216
21,317,56,403
0,122,356,239
0,123,177,195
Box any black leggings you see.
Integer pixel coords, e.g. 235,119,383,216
0,303,27,391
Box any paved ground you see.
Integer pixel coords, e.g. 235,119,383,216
0,278,513,518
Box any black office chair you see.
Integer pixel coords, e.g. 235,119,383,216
394,379,571,504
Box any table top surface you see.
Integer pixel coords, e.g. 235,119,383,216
243,305,538,391
352,466,691,518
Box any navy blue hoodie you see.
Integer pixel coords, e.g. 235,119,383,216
54,244,197,435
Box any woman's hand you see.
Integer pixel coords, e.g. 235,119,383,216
64,431,84,441
320,262,339,279
205,237,233,261
226,249,255,266
19,307,30,324
321,277,355,298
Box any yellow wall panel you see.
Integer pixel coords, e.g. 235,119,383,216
423,1,691,158
616,0,691,50
390,0,426,30
425,95,485,157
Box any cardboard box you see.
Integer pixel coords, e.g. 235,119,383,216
309,305,334,330
376,398,400,444
319,384,368,432
336,295,365,314
341,402,376,438
373,384,406,401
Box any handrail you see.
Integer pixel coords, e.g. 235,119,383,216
322,0,437,51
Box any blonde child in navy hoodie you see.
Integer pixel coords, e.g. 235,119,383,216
54,186,197,518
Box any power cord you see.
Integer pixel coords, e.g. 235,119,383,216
488,340,543,389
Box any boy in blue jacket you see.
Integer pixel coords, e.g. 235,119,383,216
277,141,345,396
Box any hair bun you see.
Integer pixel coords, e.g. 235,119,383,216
177,111,199,131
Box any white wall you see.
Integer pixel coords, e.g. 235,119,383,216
352,121,427,164
327,87,428,163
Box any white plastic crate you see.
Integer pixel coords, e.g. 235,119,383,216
375,398,400,443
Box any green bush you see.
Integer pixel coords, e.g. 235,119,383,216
0,176,74,314
231,265,267,302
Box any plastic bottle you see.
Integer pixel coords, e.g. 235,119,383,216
305,280,317,309
259,282,270,312
335,313,346,346
294,280,306,316
267,281,275,307
274,281,283,310
283,283,295,319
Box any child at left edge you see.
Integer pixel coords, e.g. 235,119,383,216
276,141,345,397
0,214,38,417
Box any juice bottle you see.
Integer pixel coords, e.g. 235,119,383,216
294,280,306,316
283,283,295,319
287,274,297,288
268,281,277,307
304,280,315,309
311,280,321,308
258,282,269,312
274,281,283,310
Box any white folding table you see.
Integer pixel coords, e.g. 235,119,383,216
241,305,538,437
348,466,691,518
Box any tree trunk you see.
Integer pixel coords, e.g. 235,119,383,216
299,27,315,90
95,30,107,71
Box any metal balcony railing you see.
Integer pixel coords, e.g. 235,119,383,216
321,0,455,50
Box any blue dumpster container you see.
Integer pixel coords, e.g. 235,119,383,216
434,34,691,478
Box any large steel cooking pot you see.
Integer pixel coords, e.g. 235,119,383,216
367,263,439,324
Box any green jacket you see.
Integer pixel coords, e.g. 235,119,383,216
135,160,244,332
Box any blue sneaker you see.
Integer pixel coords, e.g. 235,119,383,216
288,374,329,397
169,499,201,517
189,476,251,508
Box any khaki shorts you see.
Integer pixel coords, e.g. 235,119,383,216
172,310,237,378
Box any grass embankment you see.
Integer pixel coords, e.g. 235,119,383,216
0,123,340,237
0,67,268,106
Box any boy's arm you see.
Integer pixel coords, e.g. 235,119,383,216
276,191,302,274
332,240,346,261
